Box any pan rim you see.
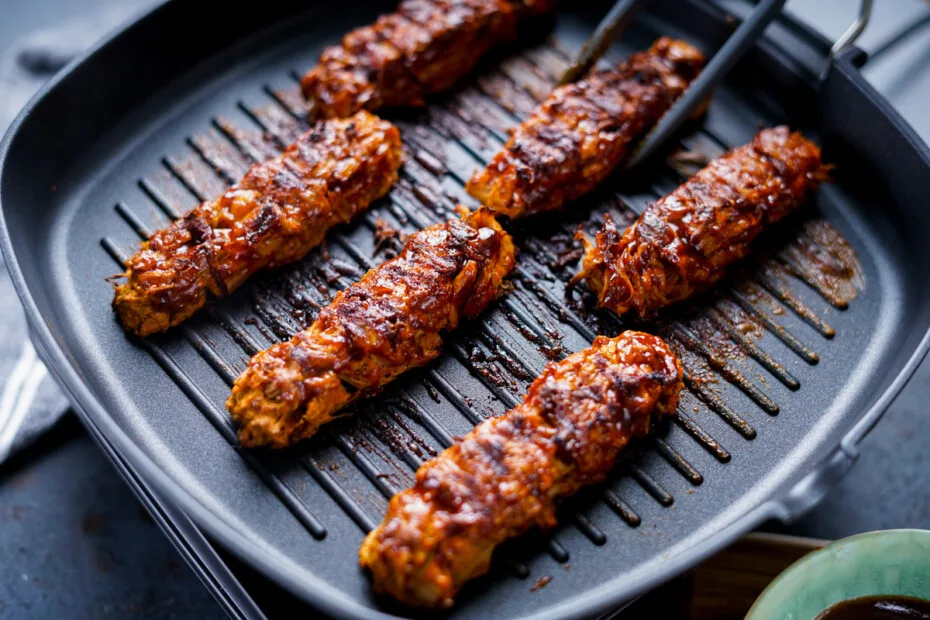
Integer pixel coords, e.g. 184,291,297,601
2,2,930,618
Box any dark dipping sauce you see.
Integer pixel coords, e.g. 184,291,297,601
816,595,930,620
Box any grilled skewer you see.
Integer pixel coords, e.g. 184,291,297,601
359,331,684,608
227,208,515,448
302,0,555,119
112,111,402,337
466,37,705,219
575,126,829,319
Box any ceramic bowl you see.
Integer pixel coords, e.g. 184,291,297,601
747,529,930,619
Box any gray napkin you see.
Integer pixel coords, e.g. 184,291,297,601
0,2,152,463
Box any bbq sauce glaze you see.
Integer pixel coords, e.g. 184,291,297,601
815,595,930,619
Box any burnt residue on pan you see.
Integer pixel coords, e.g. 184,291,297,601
100,35,864,574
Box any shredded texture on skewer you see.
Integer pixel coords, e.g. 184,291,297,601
576,126,829,319
359,331,683,608
302,0,555,118
112,111,402,337
466,37,705,219
227,209,515,448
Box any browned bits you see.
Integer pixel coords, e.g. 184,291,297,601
466,37,705,219
226,208,516,448
359,331,683,608
111,111,402,337
576,126,829,319
301,0,555,119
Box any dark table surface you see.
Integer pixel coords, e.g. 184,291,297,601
2,0,930,618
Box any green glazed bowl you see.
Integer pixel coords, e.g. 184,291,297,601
747,529,930,620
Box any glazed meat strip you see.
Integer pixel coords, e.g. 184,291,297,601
302,0,554,118
112,111,402,337
360,331,683,608
227,209,515,448
466,37,705,219
575,127,829,319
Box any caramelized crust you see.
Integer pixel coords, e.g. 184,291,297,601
112,111,402,337
466,37,705,219
577,127,829,319
302,0,554,118
227,209,515,448
359,331,683,608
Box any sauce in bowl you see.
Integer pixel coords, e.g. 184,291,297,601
815,596,930,619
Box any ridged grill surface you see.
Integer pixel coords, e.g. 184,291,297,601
86,9,872,617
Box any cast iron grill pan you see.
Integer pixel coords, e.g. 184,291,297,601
3,1,930,618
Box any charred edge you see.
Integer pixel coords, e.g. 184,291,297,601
390,396,530,578
727,289,819,364
115,195,262,378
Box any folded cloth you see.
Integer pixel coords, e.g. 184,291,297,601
0,1,153,464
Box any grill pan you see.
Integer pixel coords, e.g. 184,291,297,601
3,0,930,618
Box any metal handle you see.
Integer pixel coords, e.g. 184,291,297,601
822,0,873,80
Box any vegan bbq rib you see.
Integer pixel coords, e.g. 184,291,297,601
359,331,684,608
302,0,555,118
112,111,402,337
227,209,515,448
576,126,829,319
466,37,705,219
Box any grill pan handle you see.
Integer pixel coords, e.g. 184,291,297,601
767,33,930,521
821,0,873,81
